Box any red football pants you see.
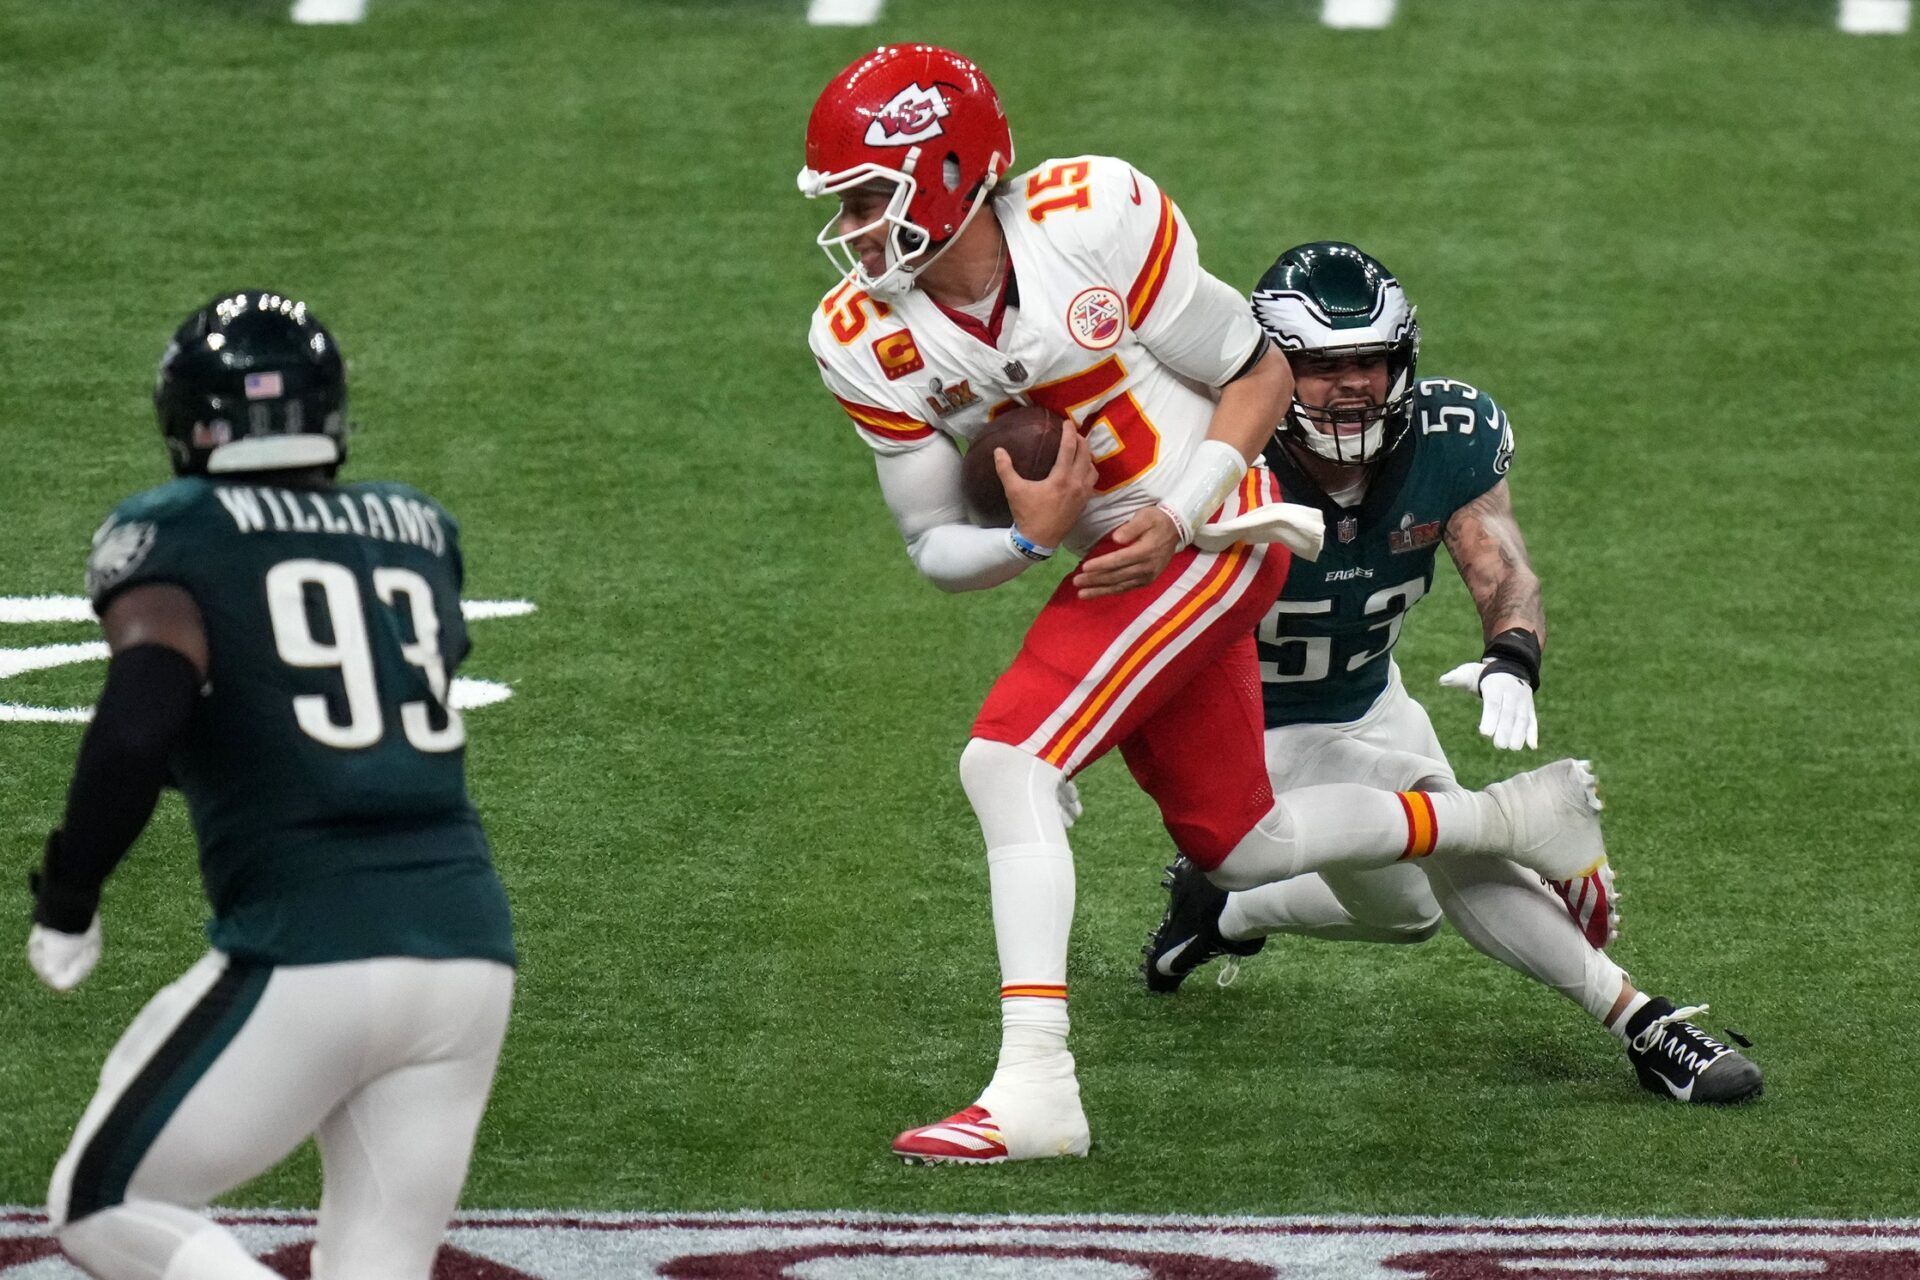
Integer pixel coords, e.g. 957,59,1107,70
972,473,1291,869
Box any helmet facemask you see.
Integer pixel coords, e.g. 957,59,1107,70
1284,334,1419,465
798,146,1003,298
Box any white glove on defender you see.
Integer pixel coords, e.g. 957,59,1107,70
1439,661,1539,751
28,917,102,992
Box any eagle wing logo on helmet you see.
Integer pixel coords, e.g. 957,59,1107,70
864,83,951,146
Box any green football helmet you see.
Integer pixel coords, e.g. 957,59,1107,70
1250,242,1419,465
154,289,348,476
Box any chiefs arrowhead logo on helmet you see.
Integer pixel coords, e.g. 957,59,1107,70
865,83,950,146
799,45,1015,294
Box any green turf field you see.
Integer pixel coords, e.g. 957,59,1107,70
2,0,1916,1223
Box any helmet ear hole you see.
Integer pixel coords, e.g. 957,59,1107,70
942,153,963,192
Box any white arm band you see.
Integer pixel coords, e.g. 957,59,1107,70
875,443,1032,593
1156,439,1249,546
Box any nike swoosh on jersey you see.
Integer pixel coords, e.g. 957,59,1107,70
1129,171,1142,205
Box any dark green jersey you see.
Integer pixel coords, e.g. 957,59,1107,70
1257,377,1515,726
86,476,514,967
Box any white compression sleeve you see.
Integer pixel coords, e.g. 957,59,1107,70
875,442,1031,593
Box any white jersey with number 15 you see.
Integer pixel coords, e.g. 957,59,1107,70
809,154,1265,554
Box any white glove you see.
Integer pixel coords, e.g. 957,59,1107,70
28,917,102,992
1438,661,1539,751
1191,502,1326,561
1058,776,1084,830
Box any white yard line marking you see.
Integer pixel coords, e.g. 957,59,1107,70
290,0,368,24
460,599,538,621
1321,0,1397,29
0,642,107,682
0,597,532,724
807,0,885,26
0,595,535,624
0,595,94,624
1838,0,1911,32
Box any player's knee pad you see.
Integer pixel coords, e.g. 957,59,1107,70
960,737,1071,848
1363,914,1444,944
959,737,1055,801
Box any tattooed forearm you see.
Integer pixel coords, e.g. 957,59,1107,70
1444,480,1547,644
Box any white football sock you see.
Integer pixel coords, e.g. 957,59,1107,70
1423,854,1629,1023
1608,990,1653,1040
1211,784,1430,891
960,739,1075,1051
59,1201,279,1280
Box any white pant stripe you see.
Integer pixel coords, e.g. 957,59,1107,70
1055,542,1270,775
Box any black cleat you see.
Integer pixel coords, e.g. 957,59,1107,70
1141,858,1264,994
1623,997,1764,1104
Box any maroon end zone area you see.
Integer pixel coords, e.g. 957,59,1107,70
1385,1245,1920,1279
7,1210,1920,1279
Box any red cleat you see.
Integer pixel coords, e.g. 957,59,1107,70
892,1104,1010,1164
1547,858,1618,950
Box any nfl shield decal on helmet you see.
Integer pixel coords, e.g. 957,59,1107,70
1067,287,1124,350
864,83,950,145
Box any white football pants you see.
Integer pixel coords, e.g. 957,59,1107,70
1222,663,1626,1021
48,951,513,1280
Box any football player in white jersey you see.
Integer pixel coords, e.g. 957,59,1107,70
799,44,1614,1162
1140,242,1762,1104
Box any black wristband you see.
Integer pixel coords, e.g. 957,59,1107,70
30,835,100,933
1482,627,1542,690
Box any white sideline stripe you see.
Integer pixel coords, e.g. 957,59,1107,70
1322,0,1397,29
289,0,367,23
807,0,884,25
1838,0,1911,32
0,595,536,624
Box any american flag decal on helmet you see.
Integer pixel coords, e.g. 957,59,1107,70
243,371,284,400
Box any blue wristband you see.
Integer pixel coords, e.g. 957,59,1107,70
1007,527,1055,562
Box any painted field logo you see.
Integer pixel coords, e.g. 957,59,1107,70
4,1210,1919,1278
0,595,534,725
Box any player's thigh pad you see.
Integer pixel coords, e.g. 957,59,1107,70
1117,631,1276,868
313,958,513,1280
974,535,1287,779
1352,663,1454,771
48,952,282,1228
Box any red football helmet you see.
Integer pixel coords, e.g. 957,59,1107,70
797,44,1015,295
